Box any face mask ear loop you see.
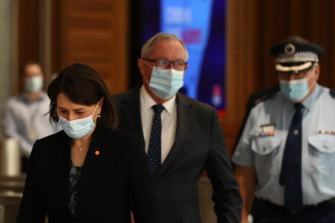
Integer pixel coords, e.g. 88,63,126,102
142,65,156,85
93,104,98,115
143,75,150,85
91,103,100,124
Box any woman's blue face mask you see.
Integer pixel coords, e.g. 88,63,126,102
58,104,98,139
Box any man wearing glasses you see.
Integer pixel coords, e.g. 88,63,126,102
113,32,242,223
233,36,335,223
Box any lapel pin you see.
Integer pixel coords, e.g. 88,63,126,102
95,150,100,156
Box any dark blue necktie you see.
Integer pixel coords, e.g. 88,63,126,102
279,103,303,214
147,104,164,176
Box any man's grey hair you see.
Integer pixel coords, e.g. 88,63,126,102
141,32,189,61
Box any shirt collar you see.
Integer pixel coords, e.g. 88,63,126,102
301,84,321,111
19,91,47,103
140,85,176,115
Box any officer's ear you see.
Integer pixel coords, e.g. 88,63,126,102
313,64,320,81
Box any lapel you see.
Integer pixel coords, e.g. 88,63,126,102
52,131,73,217
79,126,105,176
155,93,193,179
119,86,144,140
75,126,108,216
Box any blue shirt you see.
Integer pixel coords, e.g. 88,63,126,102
2,92,61,158
233,84,335,205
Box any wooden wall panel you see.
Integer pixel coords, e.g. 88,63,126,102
16,0,129,95
17,0,40,91
18,0,39,65
224,0,261,153
59,0,129,94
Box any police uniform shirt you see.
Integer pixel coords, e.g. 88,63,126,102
233,84,335,205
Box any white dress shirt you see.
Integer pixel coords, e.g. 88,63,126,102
140,86,177,163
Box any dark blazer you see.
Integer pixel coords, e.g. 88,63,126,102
17,126,159,223
112,86,242,223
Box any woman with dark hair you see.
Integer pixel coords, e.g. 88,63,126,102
17,63,159,223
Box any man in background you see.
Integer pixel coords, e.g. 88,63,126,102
233,36,335,222
2,62,60,172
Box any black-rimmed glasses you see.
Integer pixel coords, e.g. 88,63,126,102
143,59,188,71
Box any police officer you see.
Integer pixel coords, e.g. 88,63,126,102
233,36,335,223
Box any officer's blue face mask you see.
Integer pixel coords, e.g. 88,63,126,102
148,66,184,99
279,78,310,102
58,104,98,139
25,76,43,93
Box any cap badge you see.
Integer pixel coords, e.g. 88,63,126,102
284,43,296,56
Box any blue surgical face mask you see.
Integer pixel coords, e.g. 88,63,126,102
148,66,184,99
279,78,310,102
58,104,98,139
25,76,43,93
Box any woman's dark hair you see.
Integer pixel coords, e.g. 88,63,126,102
48,63,117,129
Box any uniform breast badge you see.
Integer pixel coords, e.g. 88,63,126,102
258,123,276,136
317,130,335,135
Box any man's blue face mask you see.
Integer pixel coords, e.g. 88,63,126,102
279,78,309,102
148,66,184,99
25,76,43,93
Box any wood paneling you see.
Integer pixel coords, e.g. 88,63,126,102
58,0,129,94
17,0,39,91
224,0,261,154
16,0,129,95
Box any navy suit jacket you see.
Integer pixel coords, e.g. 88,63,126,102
17,126,159,223
112,86,242,223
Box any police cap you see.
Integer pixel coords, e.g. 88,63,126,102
269,36,325,73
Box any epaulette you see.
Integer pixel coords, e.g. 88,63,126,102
330,89,335,98
253,93,275,106
252,86,280,107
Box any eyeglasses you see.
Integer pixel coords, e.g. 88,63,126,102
143,59,188,71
